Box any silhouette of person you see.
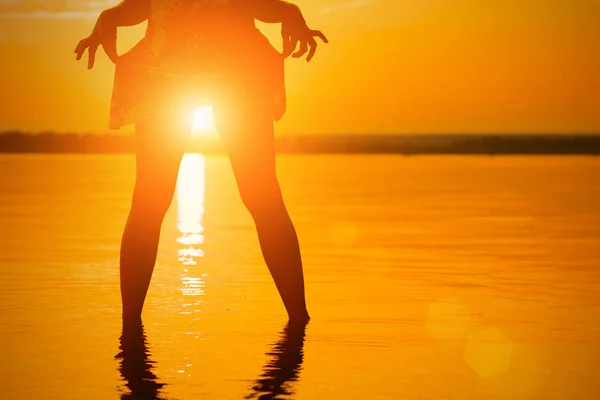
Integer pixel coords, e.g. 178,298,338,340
246,321,308,399
115,320,166,399
74,1,327,323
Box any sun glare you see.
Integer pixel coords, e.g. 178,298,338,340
192,106,217,136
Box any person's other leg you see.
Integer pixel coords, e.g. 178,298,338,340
120,110,191,321
213,98,309,322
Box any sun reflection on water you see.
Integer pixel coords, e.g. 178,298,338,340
176,153,207,311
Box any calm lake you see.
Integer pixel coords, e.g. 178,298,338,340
1,154,600,399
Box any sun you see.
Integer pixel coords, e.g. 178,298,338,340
192,106,216,136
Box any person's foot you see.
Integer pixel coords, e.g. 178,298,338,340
122,313,143,333
288,310,310,325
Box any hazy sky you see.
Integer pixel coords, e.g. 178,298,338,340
0,0,599,134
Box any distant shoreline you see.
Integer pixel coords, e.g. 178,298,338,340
1,132,599,155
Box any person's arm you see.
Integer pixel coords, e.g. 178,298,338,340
240,0,328,62
101,0,151,27
75,0,149,68
240,0,305,25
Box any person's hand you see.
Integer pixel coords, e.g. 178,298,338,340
75,10,119,69
281,4,328,62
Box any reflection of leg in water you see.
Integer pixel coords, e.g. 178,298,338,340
214,99,310,322
120,113,190,321
116,320,166,400
246,321,308,399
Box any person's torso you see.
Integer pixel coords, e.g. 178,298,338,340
147,0,256,67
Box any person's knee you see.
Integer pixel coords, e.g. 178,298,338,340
238,177,286,220
130,184,174,222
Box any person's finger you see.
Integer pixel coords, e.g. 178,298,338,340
280,25,289,56
282,38,294,58
88,44,98,69
290,36,303,54
102,35,119,64
292,40,308,59
76,46,87,61
312,30,329,44
306,37,318,62
74,39,84,54
282,33,295,58
75,39,87,60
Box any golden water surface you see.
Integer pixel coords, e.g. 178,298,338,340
1,154,599,399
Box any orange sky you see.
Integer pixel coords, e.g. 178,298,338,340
0,0,599,134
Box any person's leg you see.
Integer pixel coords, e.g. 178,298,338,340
120,111,191,322
213,99,309,322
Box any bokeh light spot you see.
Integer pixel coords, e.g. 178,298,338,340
464,326,514,378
